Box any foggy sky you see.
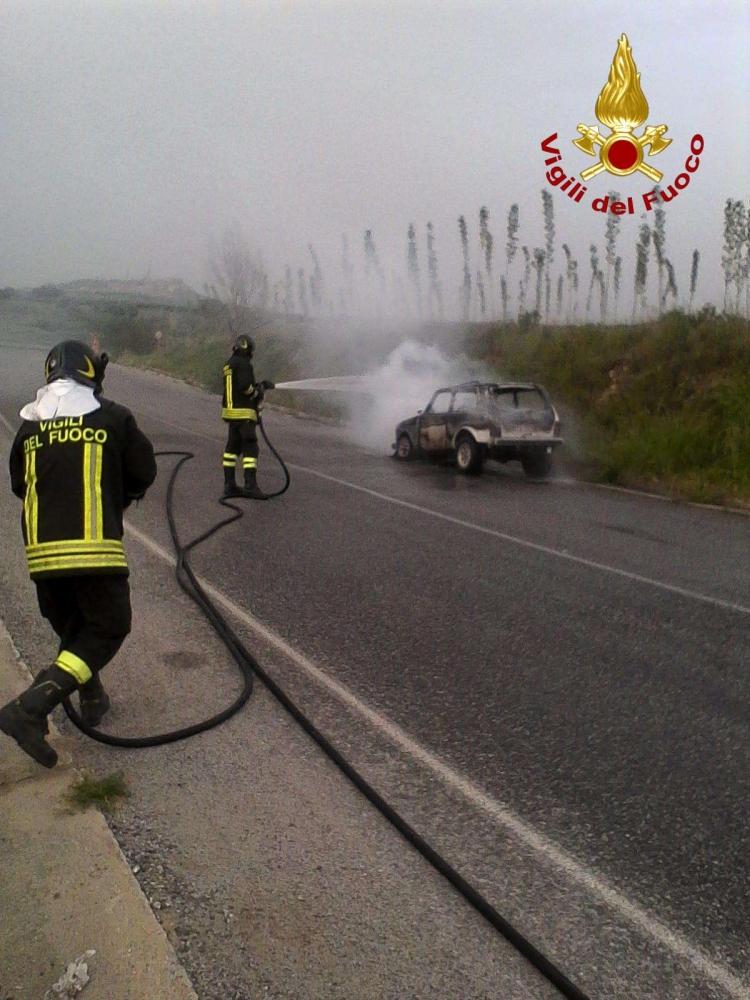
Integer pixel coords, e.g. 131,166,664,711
1,0,748,312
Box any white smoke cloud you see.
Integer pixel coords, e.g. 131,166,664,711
278,339,495,452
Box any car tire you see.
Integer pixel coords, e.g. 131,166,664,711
395,433,415,461
455,435,483,475
521,450,552,479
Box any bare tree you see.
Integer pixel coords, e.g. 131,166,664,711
660,259,678,310
209,225,269,322
308,244,323,312
652,199,667,312
518,246,531,315
688,250,700,312
633,223,651,320
505,204,520,278
364,229,385,292
613,256,622,320
732,200,748,312
297,268,308,316
562,244,579,322
586,244,602,319
458,215,472,320
541,190,555,320
722,199,735,312
532,248,546,315
476,269,486,316
407,223,422,317
283,265,294,314
341,234,354,310
720,199,749,314
426,222,443,319
362,229,385,316
595,271,606,320
604,190,621,316
479,206,494,315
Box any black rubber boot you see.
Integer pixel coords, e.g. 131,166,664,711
242,469,264,498
222,466,242,498
0,665,80,768
79,673,111,727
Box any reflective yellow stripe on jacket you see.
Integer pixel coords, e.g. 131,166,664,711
82,442,104,540
25,539,128,575
224,367,233,410
24,450,39,545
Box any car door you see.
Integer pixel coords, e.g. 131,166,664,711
447,387,480,440
418,390,452,452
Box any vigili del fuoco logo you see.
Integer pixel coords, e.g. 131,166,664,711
540,34,704,216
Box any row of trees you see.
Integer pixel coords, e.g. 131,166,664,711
208,194,750,326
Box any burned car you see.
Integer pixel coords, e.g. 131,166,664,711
393,381,563,477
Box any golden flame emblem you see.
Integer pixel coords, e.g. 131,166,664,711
573,35,671,182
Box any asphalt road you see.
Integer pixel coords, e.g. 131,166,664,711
1,343,748,1000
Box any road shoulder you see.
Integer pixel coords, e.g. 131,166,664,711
0,617,197,1000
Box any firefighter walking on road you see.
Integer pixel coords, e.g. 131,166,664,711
0,340,157,768
221,333,274,498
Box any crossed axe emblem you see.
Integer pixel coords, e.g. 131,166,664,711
574,124,671,182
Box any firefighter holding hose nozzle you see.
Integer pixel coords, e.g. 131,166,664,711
221,333,274,498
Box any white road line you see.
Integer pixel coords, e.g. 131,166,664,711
138,411,750,618
124,516,750,1000
287,467,750,616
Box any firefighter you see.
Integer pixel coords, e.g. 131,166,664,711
0,340,157,768
221,333,274,498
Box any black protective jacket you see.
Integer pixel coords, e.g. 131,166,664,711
9,399,157,579
222,355,259,421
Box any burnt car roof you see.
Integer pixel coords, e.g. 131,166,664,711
432,381,543,394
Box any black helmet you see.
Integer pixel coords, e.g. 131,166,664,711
44,340,109,392
232,334,254,357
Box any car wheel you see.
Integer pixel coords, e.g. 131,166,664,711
521,450,552,479
455,435,483,475
395,433,415,461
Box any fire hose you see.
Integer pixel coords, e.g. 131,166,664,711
61,411,590,1000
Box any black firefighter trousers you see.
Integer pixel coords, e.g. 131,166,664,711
224,420,259,475
36,575,132,691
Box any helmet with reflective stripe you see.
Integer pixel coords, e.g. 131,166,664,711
44,340,109,391
232,334,254,357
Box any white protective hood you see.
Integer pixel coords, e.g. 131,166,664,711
20,378,101,422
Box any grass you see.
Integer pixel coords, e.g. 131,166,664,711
64,771,130,812
459,310,750,506
121,335,350,422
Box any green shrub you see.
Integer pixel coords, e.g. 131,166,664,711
98,305,157,356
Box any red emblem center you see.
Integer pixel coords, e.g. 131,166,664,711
608,138,639,170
